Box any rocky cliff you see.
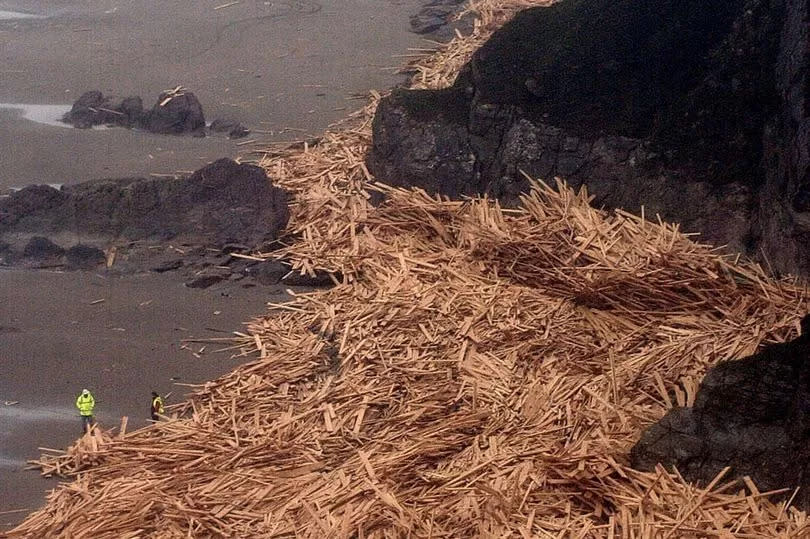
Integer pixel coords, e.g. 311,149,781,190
631,315,810,509
369,0,810,275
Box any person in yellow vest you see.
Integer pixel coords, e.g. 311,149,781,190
150,391,164,421
75,389,95,434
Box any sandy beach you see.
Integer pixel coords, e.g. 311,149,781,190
0,0,428,188
0,269,306,528
0,0,432,529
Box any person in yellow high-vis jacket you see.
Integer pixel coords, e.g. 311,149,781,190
150,391,164,421
76,389,95,434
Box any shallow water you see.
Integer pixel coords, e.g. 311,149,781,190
0,103,71,128
0,404,76,422
0,9,43,20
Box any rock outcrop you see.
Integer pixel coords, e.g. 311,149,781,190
0,159,289,271
370,0,810,275
63,89,208,136
143,90,206,136
631,315,810,509
62,91,145,129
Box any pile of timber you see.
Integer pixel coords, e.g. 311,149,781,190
11,178,810,536
9,0,810,536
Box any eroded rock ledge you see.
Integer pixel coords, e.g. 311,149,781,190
631,315,810,509
369,0,810,276
0,159,324,288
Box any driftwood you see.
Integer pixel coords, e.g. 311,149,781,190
9,0,810,537
12,180,810,536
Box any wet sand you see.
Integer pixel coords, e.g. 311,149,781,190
0,0,428,188
0,0,433,529
0,269,300,529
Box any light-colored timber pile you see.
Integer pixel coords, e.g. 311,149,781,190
10,0,810,537
12,179,810,537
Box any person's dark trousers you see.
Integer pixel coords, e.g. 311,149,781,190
81,415,94,434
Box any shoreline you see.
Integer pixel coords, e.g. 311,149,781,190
0,0,435,189
0,268,297,530
0,0,469,528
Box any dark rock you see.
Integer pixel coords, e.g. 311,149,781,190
370,0,810,276
62,90,105,128
93,96,130,126
249,259,291,285
210,118,250,139
70,90,104,110
0,185,67,230
0,159,289,248
281,269,340,287
65,244,105,270
119,96,145,126
150,258,184,273
63,89,209,134
144,91,206,135
62,91,141,129
23,236,64,260
631,315,810,509
185,272,226,289
370,87,479,200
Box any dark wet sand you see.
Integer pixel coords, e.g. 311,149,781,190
0,0,428,188
0,269,302,529
0,0,432,529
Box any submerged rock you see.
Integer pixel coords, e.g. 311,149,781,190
631,315,810,509
370,0,810,276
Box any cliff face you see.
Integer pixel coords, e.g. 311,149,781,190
631,317,810,509
369,0,810,275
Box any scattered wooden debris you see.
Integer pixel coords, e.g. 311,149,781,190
9,0,810,537
12,177,810,536
213,1,240,10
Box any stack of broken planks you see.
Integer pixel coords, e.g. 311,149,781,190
12,180,810,536
10,0,810,536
